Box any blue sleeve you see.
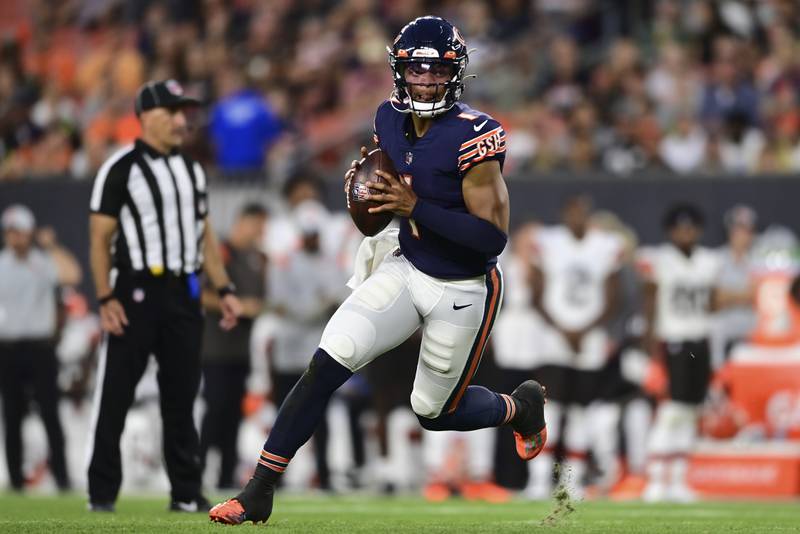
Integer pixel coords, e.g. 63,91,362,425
410,200,507,256
457,118,506,178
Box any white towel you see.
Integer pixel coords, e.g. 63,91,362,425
346,227,400,290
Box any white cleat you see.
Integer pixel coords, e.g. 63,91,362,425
667,484,697,503
522,483,552,501
642,482,667,503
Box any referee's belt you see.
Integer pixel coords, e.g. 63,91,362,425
121,266,200,279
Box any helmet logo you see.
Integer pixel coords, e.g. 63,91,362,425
444,51,456,59
412,47,439,58
397,49,409,58
166,79,184,96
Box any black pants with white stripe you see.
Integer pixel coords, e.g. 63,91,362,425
87,271,203,505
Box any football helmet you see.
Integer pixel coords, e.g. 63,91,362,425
388,16,469,118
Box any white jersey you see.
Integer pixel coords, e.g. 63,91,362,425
492,252,548,370
638,244,721,342
535,226,623,331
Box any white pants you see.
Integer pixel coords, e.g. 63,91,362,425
320,252,503,419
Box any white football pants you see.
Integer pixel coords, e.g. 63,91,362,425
320,252,503,419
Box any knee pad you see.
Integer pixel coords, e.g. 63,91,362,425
410,388,443,420
419,320,459,375
319,310,377,371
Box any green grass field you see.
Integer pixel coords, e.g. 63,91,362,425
0,493,798,533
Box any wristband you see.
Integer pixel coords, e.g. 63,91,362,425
217,283,236,298
98,294,115,306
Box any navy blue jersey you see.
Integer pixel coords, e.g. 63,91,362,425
373,100,507,279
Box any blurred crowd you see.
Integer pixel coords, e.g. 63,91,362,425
2,0,800,182
3,179,800,501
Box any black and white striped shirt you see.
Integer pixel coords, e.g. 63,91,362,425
89,139,209,274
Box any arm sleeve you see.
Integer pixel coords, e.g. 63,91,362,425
89,156,129,217
411,200,507,256
457,119,507,178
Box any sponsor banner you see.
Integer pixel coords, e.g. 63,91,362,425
689,443,800,497
723,346,800,438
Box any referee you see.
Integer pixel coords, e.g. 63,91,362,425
86,79,242,512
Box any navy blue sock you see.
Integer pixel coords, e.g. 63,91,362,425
254,349,352,484
416,386,512,431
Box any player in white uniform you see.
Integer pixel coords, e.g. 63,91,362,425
530,195,623,498
638,204,720,502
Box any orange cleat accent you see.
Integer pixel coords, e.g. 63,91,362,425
514,426,547,461
460,480,511,503
209,499,246,525
609,474,647,501
423,482,452,502
509,380,547,461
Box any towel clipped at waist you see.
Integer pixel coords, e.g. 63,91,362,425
346,227,400,290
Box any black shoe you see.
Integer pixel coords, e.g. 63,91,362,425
510,380,548,461
88,501,116,512
169,496,211,513
209,478,274,525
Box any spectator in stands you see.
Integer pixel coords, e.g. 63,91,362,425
209,66,282,174
699,38,759,130
659,114,708,174
646,42,701,128
0,204,81,492
718,111,766,174
567,102,602,171
1,0,799,179
537,35,585,114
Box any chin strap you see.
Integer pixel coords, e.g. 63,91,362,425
389,92,452,118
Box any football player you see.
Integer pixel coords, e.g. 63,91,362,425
210,16,546,525
529,195,623,499
638,204,720,502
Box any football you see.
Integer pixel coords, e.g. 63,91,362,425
346,148,397,236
